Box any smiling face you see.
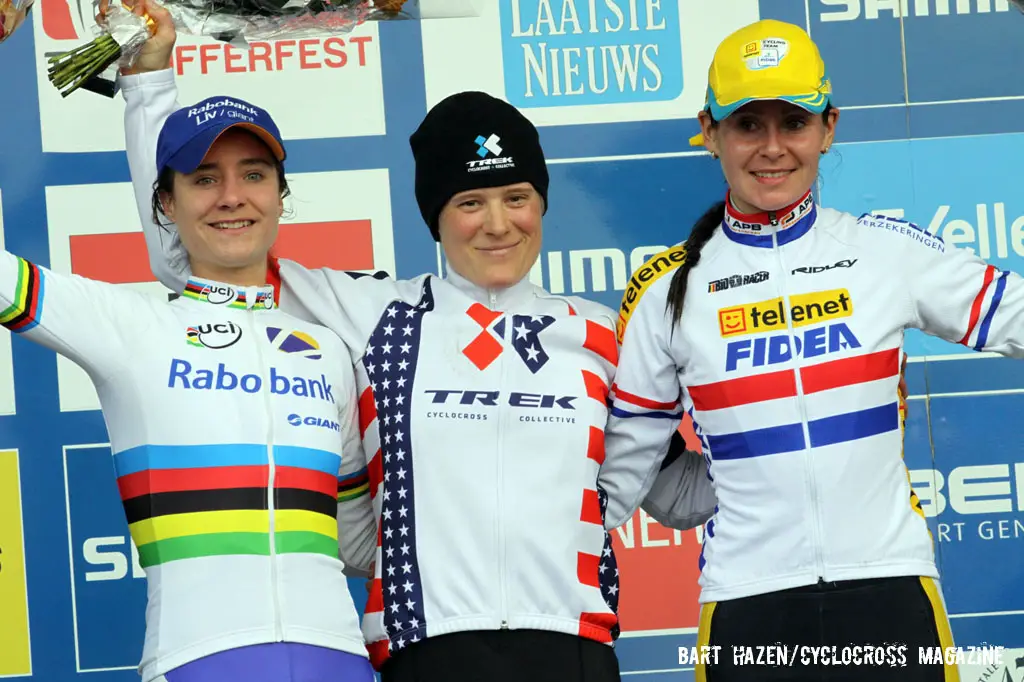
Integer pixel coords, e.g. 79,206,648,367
700,99,838,214
437,182,544,289
161,128,283,286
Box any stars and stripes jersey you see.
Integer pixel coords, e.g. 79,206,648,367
274,263,625,669
0,249,375,681
602,193,1024,605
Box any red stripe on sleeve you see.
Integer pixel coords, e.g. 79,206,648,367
577,552,601,588
358,387,377,438
586,426,605,465
958,264,996,346
367,449,383,500
582,370,609,404
583,320,618,367
580,489,603,525
612,383,678,411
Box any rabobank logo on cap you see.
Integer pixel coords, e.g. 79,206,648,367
157,95,285,174
187,98,261,126
467,132,516,173
497,0,683,108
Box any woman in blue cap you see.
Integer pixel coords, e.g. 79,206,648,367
601,18,1024,682
3,3,377,678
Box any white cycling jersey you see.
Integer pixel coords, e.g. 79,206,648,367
0,249,376,680
122,68,717,670
602,191,1024,605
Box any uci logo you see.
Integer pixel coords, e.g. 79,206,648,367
202,285,237,305
186,323,242,349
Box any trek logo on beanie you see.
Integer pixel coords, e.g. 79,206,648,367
410,91,549,242
469,133,515,172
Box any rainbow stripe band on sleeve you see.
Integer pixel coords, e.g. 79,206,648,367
337,467,370,503
0,257,43,333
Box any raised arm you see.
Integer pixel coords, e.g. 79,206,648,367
117,0,188,293
122,67,188,293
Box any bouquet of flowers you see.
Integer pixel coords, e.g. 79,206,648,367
46,0,414,97
0,0,33,44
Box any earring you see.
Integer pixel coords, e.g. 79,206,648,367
821,146,830,154
711,151,719,159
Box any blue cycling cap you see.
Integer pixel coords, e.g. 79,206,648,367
156,95,285,175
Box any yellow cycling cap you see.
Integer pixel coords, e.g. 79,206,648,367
703,19,831,122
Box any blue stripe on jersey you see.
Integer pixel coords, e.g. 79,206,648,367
808,403,899,448
274,446,342,476
609,406,685,420
114,444,339,477
975,271,1009,351
707,403,900,460
706,423,805,460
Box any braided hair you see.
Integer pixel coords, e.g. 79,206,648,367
665,201,725,326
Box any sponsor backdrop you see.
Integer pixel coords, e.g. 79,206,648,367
0,0,1022,679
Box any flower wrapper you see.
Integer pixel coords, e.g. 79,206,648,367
0,0,34,44
46,0,465,98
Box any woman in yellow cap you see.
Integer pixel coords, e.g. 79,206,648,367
599,18,1024,682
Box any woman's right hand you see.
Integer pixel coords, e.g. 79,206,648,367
97,0,177,75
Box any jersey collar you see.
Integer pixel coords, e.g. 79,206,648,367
721,189,816,248
446,267,536,311
181,275,277,310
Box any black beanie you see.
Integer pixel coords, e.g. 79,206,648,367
410,91,550,242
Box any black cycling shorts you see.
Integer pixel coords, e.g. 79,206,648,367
694,575,959,682
379,629,621,682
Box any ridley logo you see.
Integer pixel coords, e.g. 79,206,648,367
791,259,858,275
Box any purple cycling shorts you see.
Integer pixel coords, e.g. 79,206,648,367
162,642,375,682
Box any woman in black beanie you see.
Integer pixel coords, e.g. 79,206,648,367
122,46,718,681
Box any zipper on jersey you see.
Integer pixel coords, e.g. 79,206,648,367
249,309,284,641
769,213,827,582
491,290,510,629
